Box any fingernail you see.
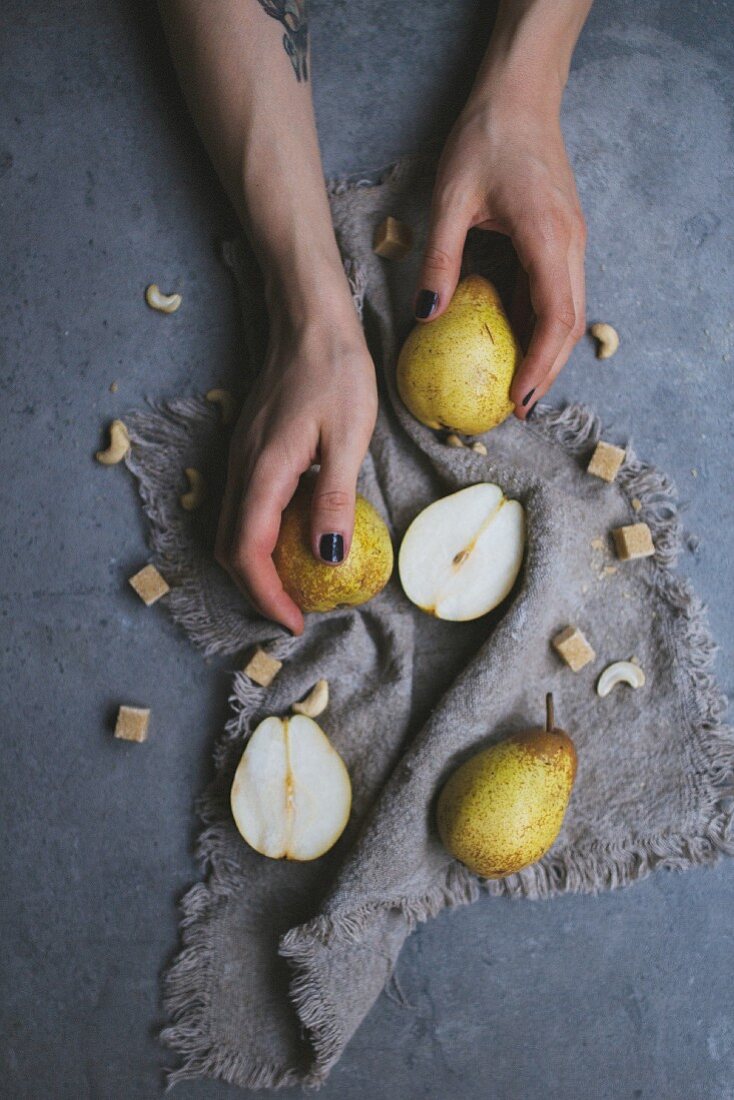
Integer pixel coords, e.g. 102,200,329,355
415,289,439,319
525,402,537,421
521,387,536,408
319,533,344,563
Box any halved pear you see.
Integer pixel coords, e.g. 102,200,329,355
398,483,525,621
230,715,352,861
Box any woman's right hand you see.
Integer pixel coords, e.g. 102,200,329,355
215,301,378,636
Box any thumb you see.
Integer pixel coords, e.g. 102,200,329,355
310,441,362,566
414,207,466,322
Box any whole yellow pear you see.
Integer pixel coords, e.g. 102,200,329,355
273,476,394,613
437,695,576,878
397,275,520,435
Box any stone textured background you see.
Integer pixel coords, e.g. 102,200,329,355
1,2,732,1097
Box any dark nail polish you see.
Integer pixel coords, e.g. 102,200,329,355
525,402,537,421
415,289,439,319
319,533,344,563
521,387,536,408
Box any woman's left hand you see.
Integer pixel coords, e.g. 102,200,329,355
414,102,587,419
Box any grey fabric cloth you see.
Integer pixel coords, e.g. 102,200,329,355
122,158,732,1090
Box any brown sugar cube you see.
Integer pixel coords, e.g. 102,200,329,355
128,564,170,606
552,625,596,672
372,216,413,260
115,706,150,743
244,647,283,687
587,440,626,483
612,522,655,561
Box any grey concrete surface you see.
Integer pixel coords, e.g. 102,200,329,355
1,1,732,1097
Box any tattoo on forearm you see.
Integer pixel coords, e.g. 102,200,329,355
256,0,309,82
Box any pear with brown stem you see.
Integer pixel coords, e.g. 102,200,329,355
437,694,577,878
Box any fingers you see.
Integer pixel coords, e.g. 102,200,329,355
509,210,586,419
310,427,367,564
414,193,471,323
219,452,305,636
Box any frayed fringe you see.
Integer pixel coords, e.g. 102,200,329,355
277,863,481,1082
325,153,433,198
215,634,301,771
529,403,682,569
124,392,315,663
277,939,343,1087
282,862,480,952
161,784,309,1091
124,396,260,659
159,624,305,1088
528,403,734,831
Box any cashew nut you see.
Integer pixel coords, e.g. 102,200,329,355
596,660,646,697
145,284,182,314
471,441,488,456
96,419,131,465
292,679,329,718
590,322,619,360
180,467,206,511
206,388,238,426
445,433,466,448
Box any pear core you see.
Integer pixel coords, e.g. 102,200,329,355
230,714,352,861
397,274,520,434
273,478,394,613
437,695,577,878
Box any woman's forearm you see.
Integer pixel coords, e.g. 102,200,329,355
158,0,353,324
468,0,592,119
160,1,378,634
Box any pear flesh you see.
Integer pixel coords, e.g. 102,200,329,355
230,715,352,861
398,483,525,620
273,476,394,613
397,275,520,435
437,695,577,878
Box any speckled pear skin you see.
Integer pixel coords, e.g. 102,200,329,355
397,274,521,435
273,477,394,613
437,722,577,879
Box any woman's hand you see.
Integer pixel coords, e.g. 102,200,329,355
215,301,378,636
160,0,381,634
415,103,586,419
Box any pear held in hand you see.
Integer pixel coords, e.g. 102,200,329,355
437,694,577,878
273,474,394,613
397,275,521,435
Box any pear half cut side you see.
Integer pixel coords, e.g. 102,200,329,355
398,483,525,621
230,715,352,861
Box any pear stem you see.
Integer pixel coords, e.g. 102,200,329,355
545,692,554,732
